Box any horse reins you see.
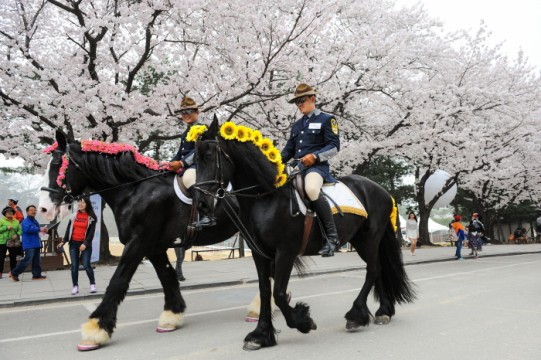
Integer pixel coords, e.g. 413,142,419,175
192,137,272,260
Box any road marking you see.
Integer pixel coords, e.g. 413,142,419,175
2,258,539,344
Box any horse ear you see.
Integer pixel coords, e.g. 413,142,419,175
206,115,219,137
55,129,67,151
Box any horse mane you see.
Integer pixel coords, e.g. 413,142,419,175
71,140,170,188
222,139,279,193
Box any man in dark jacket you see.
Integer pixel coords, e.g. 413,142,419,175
9,205,48,281
281,83,341,257
170,97,213,228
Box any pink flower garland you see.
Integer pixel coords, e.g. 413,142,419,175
46,140,174,189
43,142,59,154
56,155,69,188
80,140,172,171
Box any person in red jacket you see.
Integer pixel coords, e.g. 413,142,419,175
57,198,97,295
8,198,24,223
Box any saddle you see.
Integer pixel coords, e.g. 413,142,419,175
290,174,368,255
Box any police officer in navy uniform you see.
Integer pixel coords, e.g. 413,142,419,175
281,84,341,257
170,97,214,227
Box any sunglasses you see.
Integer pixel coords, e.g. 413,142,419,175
179,109,197,116
294,96,310,105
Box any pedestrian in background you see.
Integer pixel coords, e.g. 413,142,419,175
468,213,484,258
406,211,419,256
0,206,22,278
8,198,24,223
9,205,48,281
452,215,466,260
57,198,97,295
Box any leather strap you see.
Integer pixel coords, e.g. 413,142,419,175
299,211,314,255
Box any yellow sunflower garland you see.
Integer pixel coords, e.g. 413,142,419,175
204,121,288,188
258,138,273,153
186,125,208,142
236,125,252,142
220,121,237,140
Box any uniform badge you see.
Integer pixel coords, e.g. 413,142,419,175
331,118,339,135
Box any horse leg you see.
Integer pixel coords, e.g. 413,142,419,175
345,236,380,331
373,276,395,325
272,254,317,334
245,278,291,322
147,251,186,332
77,242,145,351
243,255,276,351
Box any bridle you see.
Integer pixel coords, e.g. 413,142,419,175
192,136,272,260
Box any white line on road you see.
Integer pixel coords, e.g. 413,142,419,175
2,258,539,344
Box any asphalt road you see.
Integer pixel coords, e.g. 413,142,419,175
1,253,540,360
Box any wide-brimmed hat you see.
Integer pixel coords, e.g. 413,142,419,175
288,83,317,103
177,97,199,112
2,206,15,216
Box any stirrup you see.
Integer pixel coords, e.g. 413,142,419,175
196,215,217,228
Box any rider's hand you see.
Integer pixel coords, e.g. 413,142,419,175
301,154,317,167
169,161,183,171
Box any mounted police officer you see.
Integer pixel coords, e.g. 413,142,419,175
281,83,341,257
170,97,214,227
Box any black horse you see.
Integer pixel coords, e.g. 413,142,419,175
39,131,239,351
194,119,416,350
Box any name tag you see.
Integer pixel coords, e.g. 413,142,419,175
308,123,321,130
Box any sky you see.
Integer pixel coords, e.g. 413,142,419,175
395,0,541,69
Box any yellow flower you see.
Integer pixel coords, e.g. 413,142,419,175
220,122,237,140
236,125,252,142
250,130,263,146
275,173,288,188
259,138,273,153
276,162,285,174
266,148,281,163
186,125,208,142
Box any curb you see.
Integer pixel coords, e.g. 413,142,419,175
1,251,539,309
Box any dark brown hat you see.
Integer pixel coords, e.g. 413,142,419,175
179,97,199,111
288,83,317,103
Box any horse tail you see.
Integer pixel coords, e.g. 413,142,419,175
293,256,308,278
376,222,416,304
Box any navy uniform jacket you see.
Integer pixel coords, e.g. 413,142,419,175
281,109,340,183
171,123,197,171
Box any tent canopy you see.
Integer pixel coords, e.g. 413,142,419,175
399,215,449,233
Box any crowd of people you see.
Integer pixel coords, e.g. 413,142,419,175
1,198,48,280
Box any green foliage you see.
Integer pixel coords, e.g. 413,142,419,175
353,156,415,204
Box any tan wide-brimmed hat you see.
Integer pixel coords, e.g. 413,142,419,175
288,83,317,103
177,97,199,112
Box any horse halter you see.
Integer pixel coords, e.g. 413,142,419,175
41,144,81,205
192,137,233,200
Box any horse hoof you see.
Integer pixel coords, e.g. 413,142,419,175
375,315,391,325
243,341,262,351
77,343,100,351
156,326,176,333
310,319,318,330
345,320,362,331
245,315,259,322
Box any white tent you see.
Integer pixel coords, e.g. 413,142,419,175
399,215,448,234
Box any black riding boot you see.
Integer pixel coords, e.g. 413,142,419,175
188,187,216,227
311,193,340,257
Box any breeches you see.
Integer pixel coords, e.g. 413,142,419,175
305,172,324,201
183,168,196,189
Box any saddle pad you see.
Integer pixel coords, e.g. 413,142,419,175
173,177,232,205
295,182,368,217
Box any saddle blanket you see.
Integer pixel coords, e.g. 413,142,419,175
295,181,368,217
173,177,232,205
